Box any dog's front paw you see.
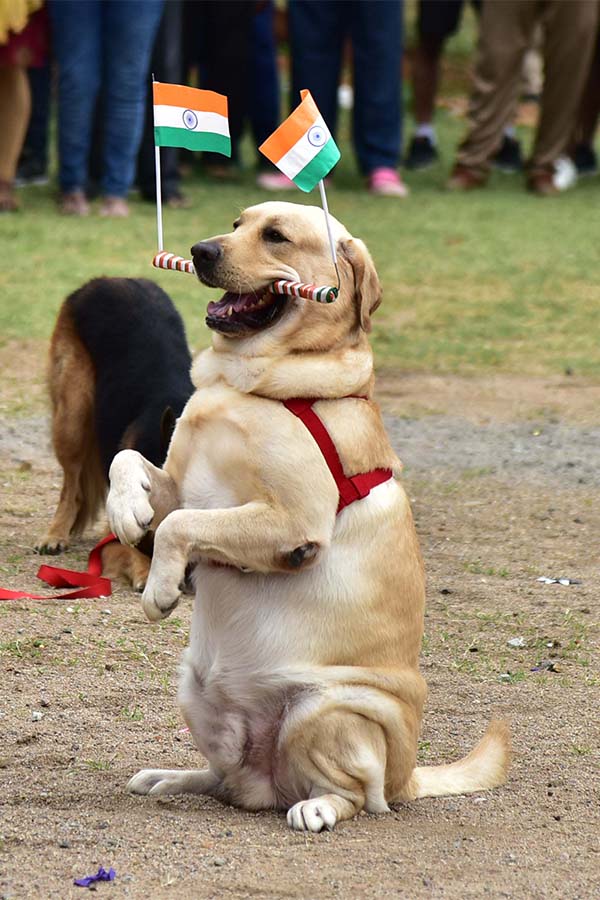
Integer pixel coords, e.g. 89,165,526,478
141,570,181,622
287,798,338,832
107,450,154,546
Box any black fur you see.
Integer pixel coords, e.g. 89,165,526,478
65,277,194,475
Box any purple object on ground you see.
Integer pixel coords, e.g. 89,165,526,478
74,866,116,888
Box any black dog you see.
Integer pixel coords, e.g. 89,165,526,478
37,277,194,588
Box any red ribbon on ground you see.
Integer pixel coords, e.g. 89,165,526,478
0,534,118,601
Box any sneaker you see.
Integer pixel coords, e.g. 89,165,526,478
99,196,129,217
15,157,49,187
446,164,487,191
552,156,577,192
256,171,296,191
404,135,438,170
526,169,559,196
165,190,191,210
492,135,523,173
59,190,90,216
368,167,409,197
571,143,598,177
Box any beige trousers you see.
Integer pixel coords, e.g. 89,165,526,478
456,0,600,175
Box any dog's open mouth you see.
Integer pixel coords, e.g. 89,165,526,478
206,287,286,334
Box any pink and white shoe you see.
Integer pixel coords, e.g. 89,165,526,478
368,167,409,197
256,172,296,191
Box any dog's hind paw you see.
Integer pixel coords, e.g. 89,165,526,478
35,537,68,555
287,799,338,833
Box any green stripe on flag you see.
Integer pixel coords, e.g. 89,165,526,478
154,126,231,156
292,138,340,192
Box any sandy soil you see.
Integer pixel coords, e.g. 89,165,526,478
0,355,598,900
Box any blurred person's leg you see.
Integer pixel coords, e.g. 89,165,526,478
350,0,407,195
137,0,185,205
199,0,254,174
0,65,30,210
48,0,102,213
251,1,286,189
406,0,465,169
288,0,345,140
100,0,164,214
571,30,600,174
250,3,279,152
529,0,599,187
17,63,50,185
449,0,537,187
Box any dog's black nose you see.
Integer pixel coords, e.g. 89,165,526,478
191,241,222,268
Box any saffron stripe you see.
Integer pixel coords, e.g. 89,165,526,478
152,82,227,117
259,89,320,163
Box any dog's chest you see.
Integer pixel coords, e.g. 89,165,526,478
179,453,238,510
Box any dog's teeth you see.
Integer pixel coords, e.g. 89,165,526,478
227,307,233,317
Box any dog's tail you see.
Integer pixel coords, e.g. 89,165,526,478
410,720,510,799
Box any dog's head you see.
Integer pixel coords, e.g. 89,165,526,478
191,202,381,353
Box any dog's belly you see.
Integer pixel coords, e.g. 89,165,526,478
178,656,312,808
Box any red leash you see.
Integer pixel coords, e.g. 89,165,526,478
0,534,117,601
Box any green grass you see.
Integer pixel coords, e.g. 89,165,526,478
2,60,600,378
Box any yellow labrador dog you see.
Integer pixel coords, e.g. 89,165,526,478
107,202,509,832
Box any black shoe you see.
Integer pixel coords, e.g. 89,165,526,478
15,157,49,187
404,135,438,170
492,135,523,173
572,143,598,176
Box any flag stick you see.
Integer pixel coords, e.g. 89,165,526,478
152,76,164,252
318,178,339,285
155,146,164,252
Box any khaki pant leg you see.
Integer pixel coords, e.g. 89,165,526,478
531,0,600,171
456,0,538,175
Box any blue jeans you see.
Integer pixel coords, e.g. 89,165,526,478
288,0,404,174
48,0,164,197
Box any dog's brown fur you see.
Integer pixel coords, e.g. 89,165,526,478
107,202,510,831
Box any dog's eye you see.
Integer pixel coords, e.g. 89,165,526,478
233,220,241,230
263,227,290,244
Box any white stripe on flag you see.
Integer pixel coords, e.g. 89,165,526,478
153,105,230,137
275,116,330,181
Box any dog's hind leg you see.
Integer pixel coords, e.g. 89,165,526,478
284,709,392,833
37,308,103,554
100,541,151,592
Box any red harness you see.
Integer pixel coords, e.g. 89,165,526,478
283,398,393,514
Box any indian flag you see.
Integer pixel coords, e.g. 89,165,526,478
259,90,340,192
153,82,231,156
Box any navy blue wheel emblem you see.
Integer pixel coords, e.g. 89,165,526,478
307,125,327,148
183,109,198,130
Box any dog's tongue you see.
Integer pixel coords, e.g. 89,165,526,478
207,292,252,316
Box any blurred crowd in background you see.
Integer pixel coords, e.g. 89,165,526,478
1,0,599,215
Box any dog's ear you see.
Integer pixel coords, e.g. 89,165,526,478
338,238,382,332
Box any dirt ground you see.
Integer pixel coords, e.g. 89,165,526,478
0,346,598,900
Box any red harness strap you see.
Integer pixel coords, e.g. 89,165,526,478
0,533,116,601
283,398,392,514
